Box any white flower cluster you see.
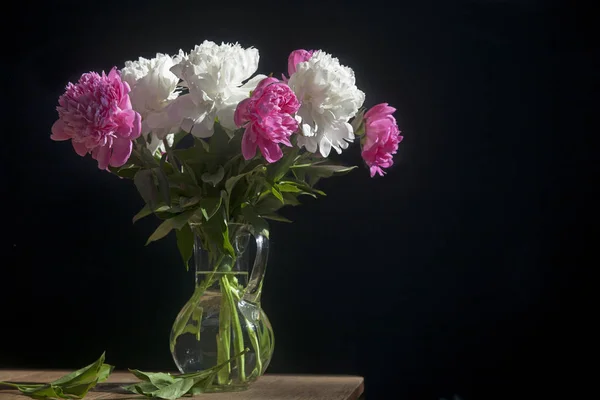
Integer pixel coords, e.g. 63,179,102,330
122,41,364,157
288,51,365,157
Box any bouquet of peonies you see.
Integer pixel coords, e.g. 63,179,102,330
51,40,402,260
50,40,403,388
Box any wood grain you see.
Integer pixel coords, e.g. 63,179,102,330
0,370,364,400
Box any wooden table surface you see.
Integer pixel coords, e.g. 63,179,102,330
0,370,364,400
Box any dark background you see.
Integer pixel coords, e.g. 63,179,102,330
2,0,594,399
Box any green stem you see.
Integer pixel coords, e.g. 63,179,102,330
217,280,231,385
221,275,246,383
0,382,22,389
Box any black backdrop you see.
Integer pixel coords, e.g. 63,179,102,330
2,1,594,399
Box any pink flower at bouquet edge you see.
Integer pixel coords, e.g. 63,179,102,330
361,103,403,177
51,67,141,170
234,77,300,163
288,49,314,76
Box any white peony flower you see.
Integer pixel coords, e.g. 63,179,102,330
167,40,265,138
121,52,184,147
287,50,365,157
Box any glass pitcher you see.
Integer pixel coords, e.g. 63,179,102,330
169,223,274,392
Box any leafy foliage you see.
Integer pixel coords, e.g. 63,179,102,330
0,353,113,399
110,124,357,268
123,349,249,399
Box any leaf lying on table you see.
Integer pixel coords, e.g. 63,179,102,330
124,348,249,399
0,352,114,399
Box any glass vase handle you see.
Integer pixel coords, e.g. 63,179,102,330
242,227,269,304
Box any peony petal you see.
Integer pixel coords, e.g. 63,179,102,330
119,91,132,110
190,117,215,138
130,111,142,139
107,67,119,81
50,119,70,141
318,136,332,158
260,140,283,163
181,118,195,133
240,74,268,91
216,103,239,131
220,46,260,86
109,137,133,167
167,94,204,132
287,49,314,76
297,135,318,153
241,126,257,160
365,103,396,121
145,109,170,131
234,98,251,127
253,77,279,95
93,145,111,170
72,141,88,157
369,165,379,178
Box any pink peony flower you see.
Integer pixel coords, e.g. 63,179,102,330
51,67,142,170
234,77,300,163
287,49,314,76
361,103,403,177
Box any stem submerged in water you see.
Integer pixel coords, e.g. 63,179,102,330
217,278,232,385
221,275,246,382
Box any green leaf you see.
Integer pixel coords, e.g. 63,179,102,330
287,180,327,197
209,122,231,155
180,160,198,185
199,196,222,221
220,190,230,218
268,147,299,181
200,208,236,259
201,165,225,187
176,223,194,271
146,210,195,245
173,146,202,164
133,204,153,223
139,144,160,167
241,204,270,239
156,156,172,205
128,370,176,387
124,349,250,399
270,185,284,204
277,182,303,193
283,192,302,205
110,164,140,179
19,385,61,397
351,107,366,136
134,169,160,210
225,165,267,194
123,381,160,396
49,352,109,386
262,213,293,223
178,196,200,209
222,223,236,259
254,194,285,214
97,363,113,383
0,353,113,399
152,377,195,400
290,164,358,177
59,380,97,398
